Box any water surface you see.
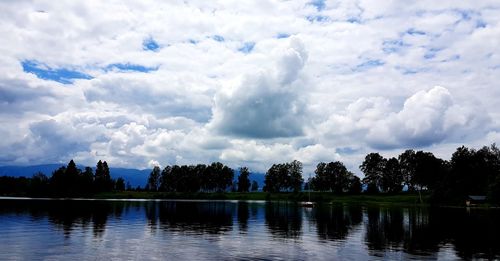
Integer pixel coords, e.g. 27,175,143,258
1,198,499,260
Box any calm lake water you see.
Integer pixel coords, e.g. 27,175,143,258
0,198,499,260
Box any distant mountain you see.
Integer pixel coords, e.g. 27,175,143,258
0,164,63,178
0,164,266,189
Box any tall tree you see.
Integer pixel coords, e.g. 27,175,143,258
398,149,417,191
289,160,304,193
264,164,280,192
238,167,251,192
360,153,387,193
115,177,125,191
413,151,445,192
160,165,173,191
382,157,403,193
312,162,328,191
80,167,94,193
264,160,303,192
433,145,498,204
347,174,362,194
66,160,79,179
311,161,350,193
94,160,106,192
147,166,161,191
102,161,112,191
50,166,67,195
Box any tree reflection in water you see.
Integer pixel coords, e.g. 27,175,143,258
237,201,249,233
364,206,500,260
155,201,233,235
365,207,440,258
312,205,362,241
264,202,302,240
1,199,500,259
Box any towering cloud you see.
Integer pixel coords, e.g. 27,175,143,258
210,37,308,138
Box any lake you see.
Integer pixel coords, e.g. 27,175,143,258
0,198,499,260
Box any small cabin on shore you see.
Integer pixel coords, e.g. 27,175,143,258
465,195,487,206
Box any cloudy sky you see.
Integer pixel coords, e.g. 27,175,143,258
1,0,499,175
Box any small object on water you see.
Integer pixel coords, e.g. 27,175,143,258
300,201,315,207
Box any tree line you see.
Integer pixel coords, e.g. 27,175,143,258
1,143,500,204
145,162,259,193
0,160,126,197
358,144,500,204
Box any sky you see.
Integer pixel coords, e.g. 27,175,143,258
0,0,499,175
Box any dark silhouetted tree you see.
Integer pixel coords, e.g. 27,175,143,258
413,151,446,201
348,174,362,194
264,160,303,192
311,161,351,193
29,172,49,196
115,177,125,191
160,165,174,191
398,149,417,191
95,160,112,192
289,160,303,192
81,167,94,193
360,153,387,193
382,157,403,193
238,167,251,192
102,161,113,191
147,166,161,191
433,144,499,204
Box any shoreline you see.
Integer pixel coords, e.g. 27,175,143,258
2,192,498,208
0,192,431,206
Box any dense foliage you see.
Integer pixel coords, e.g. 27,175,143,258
358,144,500,204
237,167,251,192
148,162,235,193
310,161,361,194
0,160,125,197
263,160,304,192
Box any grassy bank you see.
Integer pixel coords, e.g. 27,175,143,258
91,191,430,206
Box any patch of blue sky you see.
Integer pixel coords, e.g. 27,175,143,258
395,66,425,75
276,33,290,39
423,48,443,59
337,147,359,154
105,63,158,73
21,60,92,84
238,42,255,54
424,53,436,59
306,15,329,22
354,59,385,72
308,0,326,11
347,17,361,23
143,37,160,51
406,28,426,36
476,20,487,28
212,35,225,42
455,9,473,21
382,39,409,54
188,39,199,44
440,54,460,62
